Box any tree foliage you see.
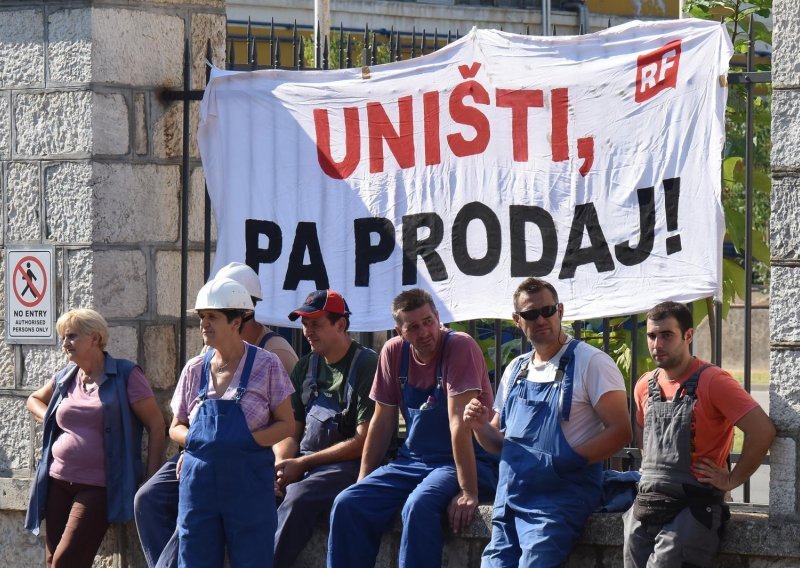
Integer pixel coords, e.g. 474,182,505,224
688,0,772,287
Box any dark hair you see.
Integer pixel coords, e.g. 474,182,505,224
646,301,693,334
391,288,438,326
220,309,248,331
513,278,559,311
326,312,350,332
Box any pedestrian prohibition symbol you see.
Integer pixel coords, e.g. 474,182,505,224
13,256,47,307
5,246,56,344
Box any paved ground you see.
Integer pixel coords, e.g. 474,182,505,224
731,386,769,505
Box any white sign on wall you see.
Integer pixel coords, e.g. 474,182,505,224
5,246,57,344
199,20,733,331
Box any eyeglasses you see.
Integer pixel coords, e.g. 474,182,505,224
515,304,559,321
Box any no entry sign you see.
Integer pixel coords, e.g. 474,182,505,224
5,246,56,344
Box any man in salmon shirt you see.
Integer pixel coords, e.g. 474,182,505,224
623,301,776,567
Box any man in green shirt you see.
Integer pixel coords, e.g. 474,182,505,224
273,290,378,567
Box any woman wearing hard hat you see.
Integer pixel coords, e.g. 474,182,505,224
134,262,299,568
168,277,294,567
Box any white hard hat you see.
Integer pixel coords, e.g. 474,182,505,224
215,262,263,300
193,278,254,311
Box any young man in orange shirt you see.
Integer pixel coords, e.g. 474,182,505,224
623,301,775,567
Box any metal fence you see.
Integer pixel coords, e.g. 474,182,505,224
165,16,771,502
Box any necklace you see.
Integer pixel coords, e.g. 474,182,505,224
212,347,244,375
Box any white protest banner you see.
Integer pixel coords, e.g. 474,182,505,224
198,19,732,331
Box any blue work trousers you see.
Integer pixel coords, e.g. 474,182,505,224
134,454,179,568
328,458,492,568
274,460,359,567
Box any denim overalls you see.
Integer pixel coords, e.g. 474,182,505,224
328,331,498,568
274,345,374,567
177,344,276,568
483,341,602,567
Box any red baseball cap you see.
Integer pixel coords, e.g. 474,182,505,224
288,290,351,321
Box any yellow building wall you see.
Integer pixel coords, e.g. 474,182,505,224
587,0,681,18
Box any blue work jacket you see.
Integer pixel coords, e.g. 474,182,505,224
24,353,143,535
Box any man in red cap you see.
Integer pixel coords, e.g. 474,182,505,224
273,290,378,567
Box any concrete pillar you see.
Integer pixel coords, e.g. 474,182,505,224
0,1,225,564
769,0,800,519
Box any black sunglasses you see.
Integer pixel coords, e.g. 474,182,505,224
515,304,560,321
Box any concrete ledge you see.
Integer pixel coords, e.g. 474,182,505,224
296,504,800,567
0,477,31,511
4,478,800,565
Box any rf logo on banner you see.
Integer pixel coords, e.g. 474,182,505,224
5,246,56,344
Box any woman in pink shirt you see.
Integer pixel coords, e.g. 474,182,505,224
25,309,165,568
169,278,294,567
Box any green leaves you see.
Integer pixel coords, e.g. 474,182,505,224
448,319,519,376
746,18,772,45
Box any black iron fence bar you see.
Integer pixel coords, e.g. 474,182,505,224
178,36,191,377
743,16,756,404
494,319,502,393
339,24,345,67
712,300,721,366
274,28,282,69
161,89,203,101
228,31,467,71
291,20,297,69
247,18,256,68
298,35,305,70
727,71,771,84
629,312,638,440
741,16,758,504
203,40,213,282
371,28,379,65
228,19,453,42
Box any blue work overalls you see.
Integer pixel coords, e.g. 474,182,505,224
328,332,498,568
482,341,602,568
177,344,276,568
136,331,280,568
274,346,373,568
298,346,371,454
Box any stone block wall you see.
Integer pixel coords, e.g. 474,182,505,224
0,1,224,565
770,0,800,520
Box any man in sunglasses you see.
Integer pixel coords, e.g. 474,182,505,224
465,277,631,566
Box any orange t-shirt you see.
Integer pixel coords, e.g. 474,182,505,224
633,358,759,471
